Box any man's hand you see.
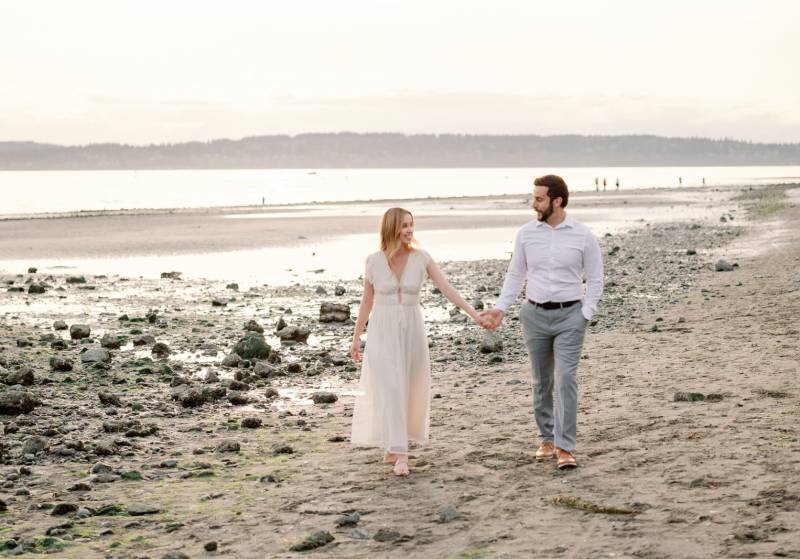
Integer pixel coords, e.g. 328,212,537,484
479,309,505,330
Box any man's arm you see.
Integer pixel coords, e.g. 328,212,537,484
581,231,604,321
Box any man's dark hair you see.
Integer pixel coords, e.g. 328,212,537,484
534,174,569,208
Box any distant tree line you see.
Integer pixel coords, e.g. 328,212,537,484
1,133,799,170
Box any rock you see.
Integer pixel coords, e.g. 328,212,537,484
211,298,228,307
715,259,735,272
0,389,42,414
49,357,73,372
0,499,6,512
51,503,79,516
438,504,460,523
22,436,48,455
204,541,218,552
67,483,92,492
53,321,68,331
227,391,250,405
28,283,46,294
244,319,264,333
50,339,68,350
162,553,189,559
132,334,156,346
69,324,91,340
319,302,350,323
479,332,503,354
215,440,240,453
287,363,302,374
146,310,159,323
228,379,250,391
98,392,121,407
221,353,241,368
315,285,328,295
27,267,37,273
289,531,334,552
335,512,360,527
171,385,227,408
160,271,182,279
91,462,114,475
706,393,724,402
335,285,346,296
66,276,86,284
80,347,112,364
151,342,170,358
472,299,485,311
674,392,706,402
100,335,122,349
275,317,288,331
265,387,280,399
373,528,402,542
232,332,271,359
271,442,294,456
253,361,279,378
241,417,262,429
120,470,143,481
1,367,34,386
127,503,161,516
311,391,337,404
686,249,697,255
93,441,117,456
204,370,220,383
276,326,310,343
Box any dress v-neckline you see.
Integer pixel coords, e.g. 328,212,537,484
383,250,412,284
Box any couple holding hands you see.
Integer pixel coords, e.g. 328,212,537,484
349,175,604,476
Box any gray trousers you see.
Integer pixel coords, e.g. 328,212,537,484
521,301,587,453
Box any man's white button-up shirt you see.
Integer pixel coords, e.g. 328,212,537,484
494,215,604,320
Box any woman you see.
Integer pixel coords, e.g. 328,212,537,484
350,207,486,476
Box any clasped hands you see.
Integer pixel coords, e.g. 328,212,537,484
475,308,504,331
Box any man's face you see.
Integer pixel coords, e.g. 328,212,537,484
532,186,554,222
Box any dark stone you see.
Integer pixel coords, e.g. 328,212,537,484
160,271,182,279
373,528,403,542
132,334,156,346
276,326,311,344
227,380,250,391
100,335,122,349
287,363,302,374
335,285,346,296
51,503,79,516
265,387,280,399
241,417,262,429
28,283,46,294
289,531,334,552
152,342,170,358
272,442,294,456
311,391,337,404
80,347,111,364
319,302,350,322
170,385,227,408
715,259,735,272
275,317,287,331
244,320,264,333
22,436,48,455
66,276,86,284
479,332,503,354
686,249,697,255
53,321,68,331
69,324,91,340
674,392,706,402
215,440,240,453
438,504,460,523
227,391,250,405
221,353,241,368
0,389,42,414
204,541,218,552
211,298,228,307
127,503,160,516
49,356,73,372
232,332,271,359
253,361,279,378
1,367,34,386
335,512,360,527
98,392,122,407
50,339,68,350
27,267,37,274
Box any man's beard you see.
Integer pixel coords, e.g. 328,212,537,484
537,204,553,222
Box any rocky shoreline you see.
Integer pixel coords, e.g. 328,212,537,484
1,185,796,558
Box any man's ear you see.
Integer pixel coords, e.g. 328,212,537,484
553,196,563,208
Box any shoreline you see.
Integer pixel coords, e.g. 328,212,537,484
0,185,798,557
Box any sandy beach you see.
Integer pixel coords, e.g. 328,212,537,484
0,184,798,558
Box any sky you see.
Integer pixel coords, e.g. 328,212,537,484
2,0,799,145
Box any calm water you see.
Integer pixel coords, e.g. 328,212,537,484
2,166,799,216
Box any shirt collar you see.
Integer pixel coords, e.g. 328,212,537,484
534,215,575,229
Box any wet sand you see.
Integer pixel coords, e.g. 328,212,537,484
0,184,798,558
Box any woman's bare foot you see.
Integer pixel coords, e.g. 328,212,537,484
393,455,410,476
383,452,399,464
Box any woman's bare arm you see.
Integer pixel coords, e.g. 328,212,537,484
350,277,375,361
426,257,482,324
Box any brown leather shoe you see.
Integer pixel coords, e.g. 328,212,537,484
556,448,577,469
535,442,555,461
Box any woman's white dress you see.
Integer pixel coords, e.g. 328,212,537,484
351,249,432,453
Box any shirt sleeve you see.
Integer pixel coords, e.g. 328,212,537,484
494,228,527,313
581,231,604,320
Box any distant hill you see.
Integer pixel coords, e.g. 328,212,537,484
1,133,799,169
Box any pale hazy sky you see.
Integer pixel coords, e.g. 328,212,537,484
2,0,799,145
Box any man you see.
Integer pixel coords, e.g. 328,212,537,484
481,175,603,469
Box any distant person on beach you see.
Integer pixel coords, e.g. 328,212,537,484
595,177,599,192
616,178,620,191
350,208,489,476
603,178,607,192
480,175,604,469
679,176,683,186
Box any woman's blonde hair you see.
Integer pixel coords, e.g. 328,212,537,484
380,207,414,260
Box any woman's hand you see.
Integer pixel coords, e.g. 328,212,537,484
350,339,362,362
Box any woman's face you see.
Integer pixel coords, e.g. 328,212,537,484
398,213,414,245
